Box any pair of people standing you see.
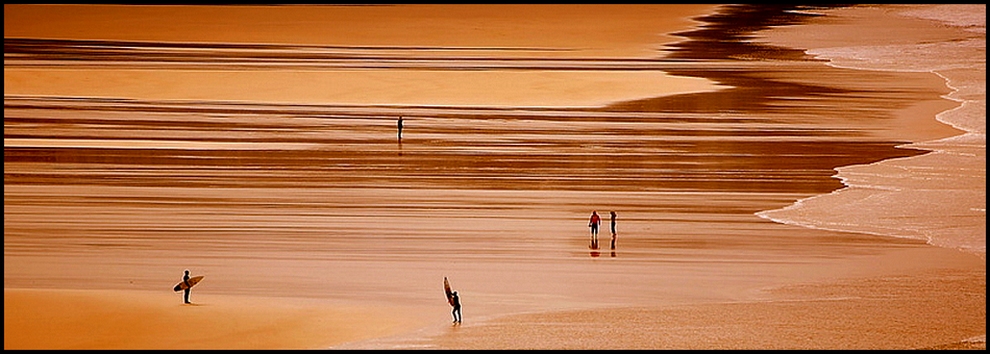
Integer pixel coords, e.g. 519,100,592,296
588,210,618,250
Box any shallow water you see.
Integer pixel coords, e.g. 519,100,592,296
755,4,986,257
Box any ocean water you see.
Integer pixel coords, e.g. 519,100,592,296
4,5,984,344
756,4,986,257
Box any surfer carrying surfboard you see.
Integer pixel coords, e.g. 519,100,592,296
181,269,192,304
444,277,462,324
450,291,461,324
173,271,204,304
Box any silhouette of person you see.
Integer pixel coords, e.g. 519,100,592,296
450,291,462,324
588,211,601,245
182,269,192,304
610,211,617,250
397,116,404,141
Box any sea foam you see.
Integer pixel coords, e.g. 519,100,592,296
757,5,986,258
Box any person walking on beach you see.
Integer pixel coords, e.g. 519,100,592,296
181,269,192,304
589,210,601,246
610,211,617,250
450,291,462,324
397,116,404,141
444,277,462,324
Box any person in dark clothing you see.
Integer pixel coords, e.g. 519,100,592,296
588,210,601,245
397,116,404,141
182,269,192,304
450,291,462,324
610,211,617,250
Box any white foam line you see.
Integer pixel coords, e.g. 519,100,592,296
757,5,985,257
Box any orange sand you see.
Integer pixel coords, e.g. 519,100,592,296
3,289,425,350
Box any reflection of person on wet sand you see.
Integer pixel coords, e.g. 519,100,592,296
588,211,601,248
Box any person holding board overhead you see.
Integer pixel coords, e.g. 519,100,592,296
444,277,462,324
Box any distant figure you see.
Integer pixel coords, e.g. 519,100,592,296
181,269,192,304
450,291,462,324
588,211,601,244
610,211,617,250
397,116,404,141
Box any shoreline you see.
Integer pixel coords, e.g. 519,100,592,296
755,4,986,258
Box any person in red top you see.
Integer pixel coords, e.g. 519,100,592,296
588,211,602,247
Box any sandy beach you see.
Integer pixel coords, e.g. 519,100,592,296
5,4,985,350
4,289,426,350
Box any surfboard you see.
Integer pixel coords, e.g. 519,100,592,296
444,277,454,306
173,275,204,292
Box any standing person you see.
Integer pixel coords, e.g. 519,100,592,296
181,269,192,304
610,211,618,250
588,211,601,245
397,116,404,141
450,291,462,324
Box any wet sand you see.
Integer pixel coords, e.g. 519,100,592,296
414,260,986,350
3,288,427,350
4,4,985,350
